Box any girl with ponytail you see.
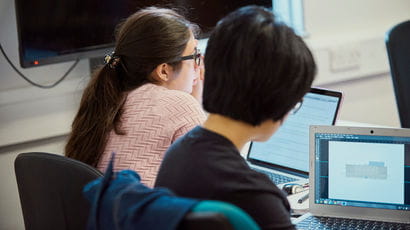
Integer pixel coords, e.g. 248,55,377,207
65,7,206,187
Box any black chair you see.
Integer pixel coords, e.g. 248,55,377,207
179,212,233,230
14,152,103,230
385,20,410,128
179,200,260,230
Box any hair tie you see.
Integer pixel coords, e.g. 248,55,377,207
104,52,120,69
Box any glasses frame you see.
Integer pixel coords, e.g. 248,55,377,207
178,47,201,66
290,99,304,115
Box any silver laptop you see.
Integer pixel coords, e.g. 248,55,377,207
295,125,410,228
247,88,342,187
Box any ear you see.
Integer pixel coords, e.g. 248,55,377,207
152,63,172,82
279,113,290,125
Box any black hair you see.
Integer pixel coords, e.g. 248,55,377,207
203,5,316,126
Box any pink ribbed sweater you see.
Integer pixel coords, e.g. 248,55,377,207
97,83,206,187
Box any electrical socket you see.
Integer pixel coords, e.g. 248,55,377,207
329,44,361,72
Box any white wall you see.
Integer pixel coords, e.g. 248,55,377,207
0,0,409,229
0,0,90,229
304,0,410,127
0,0,90,147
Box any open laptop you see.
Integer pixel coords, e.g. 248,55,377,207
247,88,342,187
295,125,410,228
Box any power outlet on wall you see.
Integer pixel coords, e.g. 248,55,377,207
329,44,361,72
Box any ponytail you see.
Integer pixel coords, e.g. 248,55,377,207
65,65,125,166
65,7,195,167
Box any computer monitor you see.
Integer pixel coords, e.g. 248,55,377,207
14,0,272,68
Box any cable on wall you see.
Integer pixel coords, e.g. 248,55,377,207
0,43,79,89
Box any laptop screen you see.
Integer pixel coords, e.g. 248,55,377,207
247,88,342,174
314,131,410,211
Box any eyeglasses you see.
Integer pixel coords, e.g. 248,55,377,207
290,99,303,115
178,47,201,66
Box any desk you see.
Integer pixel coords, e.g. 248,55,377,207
336,120,390,128
287,189,309,217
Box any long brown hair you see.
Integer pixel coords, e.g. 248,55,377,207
65,7,197,167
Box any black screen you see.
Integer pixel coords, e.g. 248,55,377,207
15,0,272,68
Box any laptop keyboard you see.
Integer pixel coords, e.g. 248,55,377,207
251,167,298,184
296,215,410,230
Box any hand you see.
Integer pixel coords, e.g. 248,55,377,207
191,56,205,104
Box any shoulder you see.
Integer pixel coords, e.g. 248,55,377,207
161,127,239,166
171,127,237,153
127,84,204,113
160,88,200,107
157,88,206,120
138,84,200,106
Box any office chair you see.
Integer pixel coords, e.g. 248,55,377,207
385,20,410,128
180,200,260,230
179,211,233,230
14,152,103,230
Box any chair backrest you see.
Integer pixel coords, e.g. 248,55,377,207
179,212,234,230
385,20,410,128
180,200,260,230
14,152,103,230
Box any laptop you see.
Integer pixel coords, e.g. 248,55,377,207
247,87,342,187
295,125,410,228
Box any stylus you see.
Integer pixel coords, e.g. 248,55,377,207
297,193,309,203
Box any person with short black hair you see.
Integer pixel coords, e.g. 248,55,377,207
155,5,316,229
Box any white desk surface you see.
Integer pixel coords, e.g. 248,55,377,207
287,189,309,214
336,119,391,128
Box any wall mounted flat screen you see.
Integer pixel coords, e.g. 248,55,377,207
14,0,272,68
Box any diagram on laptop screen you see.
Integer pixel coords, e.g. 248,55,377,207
346,161,387,180
329,141,404,204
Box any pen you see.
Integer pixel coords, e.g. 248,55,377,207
297,193,309,203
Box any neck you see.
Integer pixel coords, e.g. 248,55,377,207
202,114,255,151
